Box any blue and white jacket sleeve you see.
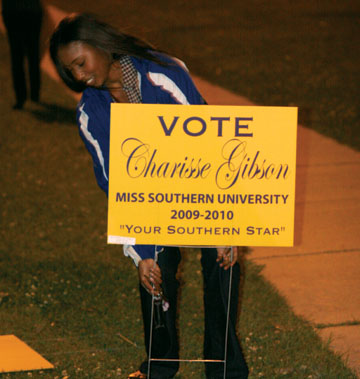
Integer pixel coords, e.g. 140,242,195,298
76,89,161,265
76,88,110,194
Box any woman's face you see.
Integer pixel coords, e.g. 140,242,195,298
58,41,112,88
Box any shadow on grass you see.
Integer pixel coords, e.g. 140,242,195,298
28,101,76,125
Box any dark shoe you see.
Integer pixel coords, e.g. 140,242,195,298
30,90,40,102
128,370,147,378
12,102,24,110
31,95,40,103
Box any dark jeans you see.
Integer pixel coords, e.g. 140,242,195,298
2,10,43,105
139,247,249,378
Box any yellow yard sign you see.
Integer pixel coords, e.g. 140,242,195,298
0,335,54,373
107,104,297,247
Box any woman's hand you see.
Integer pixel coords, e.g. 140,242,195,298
138,259,162,295
216,246,239,270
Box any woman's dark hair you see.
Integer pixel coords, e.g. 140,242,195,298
50,13,164,92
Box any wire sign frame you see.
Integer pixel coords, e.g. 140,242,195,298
147,247,234,379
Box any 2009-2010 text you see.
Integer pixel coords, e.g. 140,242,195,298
170,209,234,220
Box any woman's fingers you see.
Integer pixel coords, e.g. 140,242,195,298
138,259,162,294
150,267,162,286
142,274,154,294
216,247,239,270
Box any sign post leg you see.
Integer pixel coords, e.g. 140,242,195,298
222,246,234,379
147,245,158,378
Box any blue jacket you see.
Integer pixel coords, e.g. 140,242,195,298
76,54,205,264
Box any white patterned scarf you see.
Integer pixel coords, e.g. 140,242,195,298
119,55,142,103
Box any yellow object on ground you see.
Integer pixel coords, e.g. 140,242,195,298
0,335,54,373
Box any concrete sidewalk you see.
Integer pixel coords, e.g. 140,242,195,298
2,5,359,376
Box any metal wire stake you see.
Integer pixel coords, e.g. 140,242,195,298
223,247,234,379
147,245,158,379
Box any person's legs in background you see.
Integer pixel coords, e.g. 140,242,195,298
26,10,43,103
3,13,27,109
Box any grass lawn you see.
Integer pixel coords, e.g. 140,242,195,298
48,0,360,151
0,28,357,379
